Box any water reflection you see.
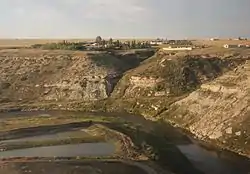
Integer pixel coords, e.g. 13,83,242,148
1,110,250,174
0,143,115,158
178,144,250,174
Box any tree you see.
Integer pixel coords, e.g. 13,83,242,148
122,44,129,50
101,40,106,47
95,36,102,44
137,41,142,49
131,40,136,49
127,41,131,48
109,38,113,45
115,40,120,47
145,41,150,48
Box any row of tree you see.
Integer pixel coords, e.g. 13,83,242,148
95,36,151,49
31,41,85,50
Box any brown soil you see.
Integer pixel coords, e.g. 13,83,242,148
0,161,149,174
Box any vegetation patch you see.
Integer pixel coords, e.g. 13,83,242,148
31,41,86,51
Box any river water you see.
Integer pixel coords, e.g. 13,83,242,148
0,143,115,158
177,143,250,174
0,111,250,174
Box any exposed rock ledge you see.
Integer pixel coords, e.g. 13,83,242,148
163,60,250,156
0,50,122,102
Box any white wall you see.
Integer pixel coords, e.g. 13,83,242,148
162,47,192,51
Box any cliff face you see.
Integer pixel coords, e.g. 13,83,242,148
107,50,250,156
112,51,244,99
1,48,250,157
162,60,250,156
0,49,125,102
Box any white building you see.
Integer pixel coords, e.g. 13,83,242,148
210,38,219,41
150,41,163,45
223,44,238,48
223,44,250,48
162,46,192,51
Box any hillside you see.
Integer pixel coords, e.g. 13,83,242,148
161,59,250,156
104,49,250,157
0,49,154,103
112,50,245,98
1,47,250,158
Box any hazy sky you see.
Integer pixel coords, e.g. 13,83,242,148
0,0,249,39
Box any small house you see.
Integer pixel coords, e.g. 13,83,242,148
238,44,250,48
223,44,238,49
210,38,219,41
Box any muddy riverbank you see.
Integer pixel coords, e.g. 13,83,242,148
0,111,250,174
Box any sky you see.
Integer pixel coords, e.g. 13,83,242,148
0,0,249,39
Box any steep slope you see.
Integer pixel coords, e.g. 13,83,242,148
0,49,135,103
162,60,250,156
112,51,244,98
108,51,245,117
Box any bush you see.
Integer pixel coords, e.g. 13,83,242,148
31,42,86,51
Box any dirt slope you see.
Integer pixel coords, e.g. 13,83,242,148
112,50,244,99
161,59,250,156
0,49,135,103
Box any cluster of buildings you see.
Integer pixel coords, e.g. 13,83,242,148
150,39,192,46
223,44,250,49
150,38,194,51
162,46,193,51
210,37,248,41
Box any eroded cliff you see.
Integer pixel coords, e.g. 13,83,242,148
1,48,250,158
162,60,250,156
0,49,128,103
108,51,246,118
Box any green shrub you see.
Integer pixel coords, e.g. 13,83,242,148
31,42,86,51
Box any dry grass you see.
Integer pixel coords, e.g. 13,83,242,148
186,47,250,56
0,48,101,56
193,39,250,47
0,39,92,48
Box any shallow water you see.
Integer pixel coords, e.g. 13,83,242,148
1,111,250,173
1,130,89,143
0,143,115,158
178,144,236,174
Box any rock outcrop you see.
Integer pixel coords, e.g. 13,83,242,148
112,52,244,99
0,49,124,102
163,60,250,156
